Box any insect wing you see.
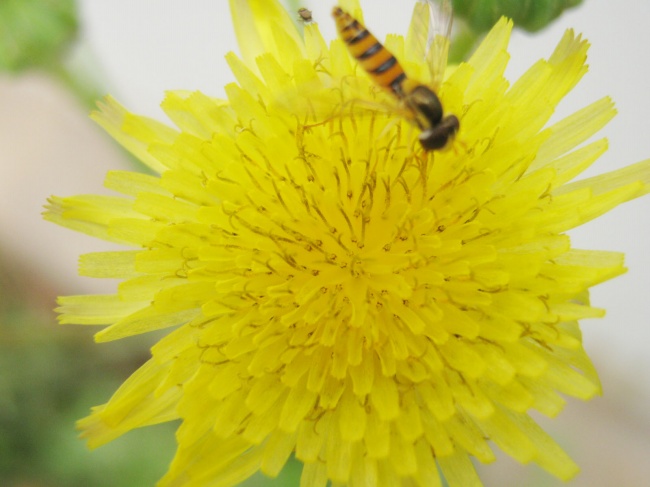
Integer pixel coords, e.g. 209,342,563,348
406,1,431,67
270,75,409,127
427,0,453,91
407,0,453,92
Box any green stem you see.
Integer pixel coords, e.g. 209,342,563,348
48,62,104,109
448,21,481,64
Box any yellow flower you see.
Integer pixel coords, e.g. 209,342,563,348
45,1,650,486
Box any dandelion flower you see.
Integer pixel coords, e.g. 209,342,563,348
44,0,650,486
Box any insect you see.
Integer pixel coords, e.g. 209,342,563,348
332,2,459,151
297,8,313,23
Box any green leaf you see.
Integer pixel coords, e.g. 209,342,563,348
452,0,584,33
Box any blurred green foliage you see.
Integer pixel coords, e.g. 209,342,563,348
0,257,177,486
448,0,585,63
452,0,583,33
0,0,78,72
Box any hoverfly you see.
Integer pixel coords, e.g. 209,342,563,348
332,1,459,151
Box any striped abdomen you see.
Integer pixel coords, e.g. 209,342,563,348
332,7,407,96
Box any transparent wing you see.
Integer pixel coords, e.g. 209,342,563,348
407,0,453,92
269,75,414,127
405,2,431,66
270,79,418,151
429,0,454,90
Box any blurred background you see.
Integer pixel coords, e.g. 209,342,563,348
1,0,649,485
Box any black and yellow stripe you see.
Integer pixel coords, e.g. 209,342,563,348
332,7,407,96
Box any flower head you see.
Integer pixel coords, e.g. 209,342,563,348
45,0,650,486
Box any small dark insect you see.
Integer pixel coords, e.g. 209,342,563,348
297,7,313,23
